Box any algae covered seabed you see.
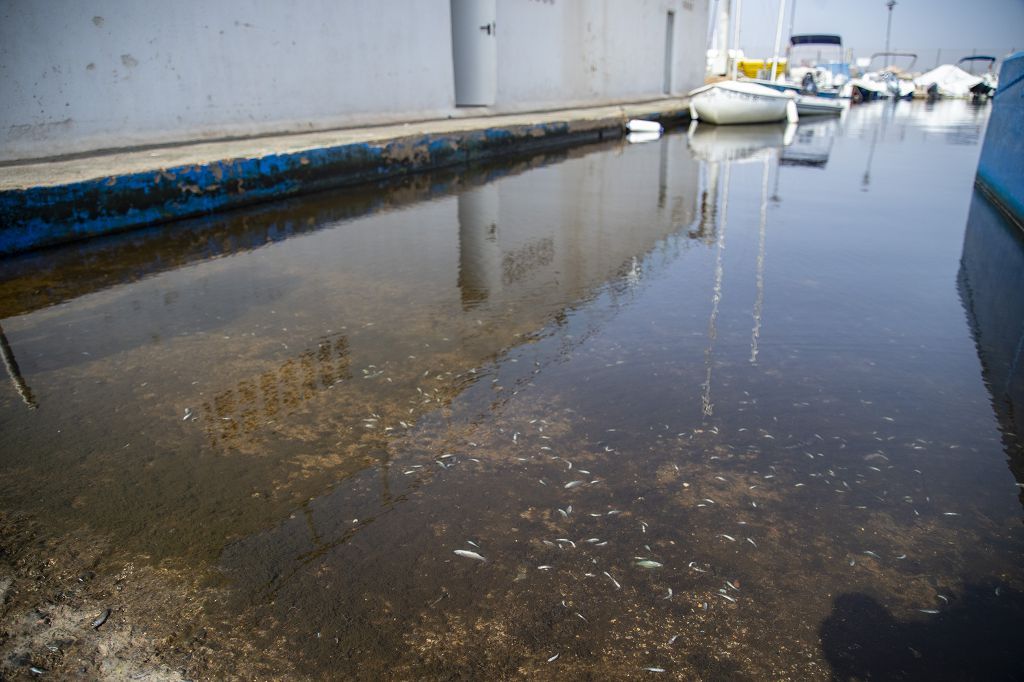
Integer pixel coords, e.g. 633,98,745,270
1,101,1022,679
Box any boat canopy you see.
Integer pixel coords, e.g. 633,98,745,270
789,34,842,47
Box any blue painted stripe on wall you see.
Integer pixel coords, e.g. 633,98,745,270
0,109,688,256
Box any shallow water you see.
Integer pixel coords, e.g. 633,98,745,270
1,100,1022,679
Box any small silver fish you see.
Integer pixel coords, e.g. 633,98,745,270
717,593,737,603
91,608,111,629
547,653,560,662
635,560,663,569
719,534,735,542
564,480,585,489
919,609,939,614
643,668,666,673
453,550,486,562
603,571,621,589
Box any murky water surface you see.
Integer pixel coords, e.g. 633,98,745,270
2,100,1023,679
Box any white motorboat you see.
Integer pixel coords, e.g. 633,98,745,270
688,81,798,125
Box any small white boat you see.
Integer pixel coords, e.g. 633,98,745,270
688,81,798,126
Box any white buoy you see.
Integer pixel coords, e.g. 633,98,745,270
626,119,664,134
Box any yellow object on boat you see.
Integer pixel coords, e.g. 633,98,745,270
737,58,788,79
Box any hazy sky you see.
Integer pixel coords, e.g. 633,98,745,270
726,0,1024,55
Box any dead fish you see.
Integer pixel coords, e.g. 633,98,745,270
555,538,576,548
943,512,960,516
453,550,486,562
746,538,758,548
182,409,192,421
702,498,716,505
466,540,480,548
919,609,940,614
635,560,663,569
557,508,569,519
716,593,737,603
643,668,666,673
538,565,553,570
547,653,560,662
668,634,679,644
29,667,46,676
603,571,621,589
564,480,585,489
91,608,111,629
718,534,735,542
863,551,881,559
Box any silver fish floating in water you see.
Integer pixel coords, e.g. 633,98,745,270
453,550,486,562
91,608,111,629
564,480,585,489
547,653,560,662
635,560,663,569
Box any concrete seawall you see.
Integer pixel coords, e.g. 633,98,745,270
975,51,1024,228
0,99,691,256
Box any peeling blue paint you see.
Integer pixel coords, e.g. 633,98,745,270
0,107,689,256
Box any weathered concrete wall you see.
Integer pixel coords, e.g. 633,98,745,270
0,0,457,161
496,0,707,106
1,0,708,163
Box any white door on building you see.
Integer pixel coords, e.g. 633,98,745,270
451,0,497,106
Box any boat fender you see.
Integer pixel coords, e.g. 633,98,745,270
786,99,799,123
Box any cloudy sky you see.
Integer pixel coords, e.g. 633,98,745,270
723,0,1023,58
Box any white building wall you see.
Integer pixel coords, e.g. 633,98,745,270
0,0,708,163
0,0,456,161
496,0,708,106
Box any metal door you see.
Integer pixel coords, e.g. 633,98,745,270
451,0,497,106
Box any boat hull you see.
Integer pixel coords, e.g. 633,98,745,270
795,96,843,116
690,83,795,125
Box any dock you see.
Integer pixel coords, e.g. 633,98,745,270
0,98,691,256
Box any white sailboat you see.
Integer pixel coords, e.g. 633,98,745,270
689,80,798,125
689,0,799,126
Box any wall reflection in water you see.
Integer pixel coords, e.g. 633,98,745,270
958,190,1024,506
0,130,703,564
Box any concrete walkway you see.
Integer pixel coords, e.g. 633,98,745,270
0,97,691,255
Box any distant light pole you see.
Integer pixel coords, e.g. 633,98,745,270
884,0,896,54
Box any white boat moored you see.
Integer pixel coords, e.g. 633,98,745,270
688,81,798,126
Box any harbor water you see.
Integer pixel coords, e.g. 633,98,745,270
1,100,1022,679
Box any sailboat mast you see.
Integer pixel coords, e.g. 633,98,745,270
770,0,787,81
730,0,742,80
